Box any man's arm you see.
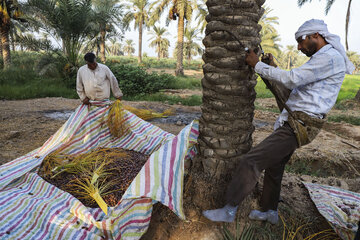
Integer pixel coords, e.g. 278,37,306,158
76,69,90,104
246,49,340,90
105,66,123,100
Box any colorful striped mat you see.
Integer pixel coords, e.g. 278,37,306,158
304,182,360,240
0,100,199,239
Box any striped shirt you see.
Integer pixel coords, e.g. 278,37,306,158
255,44,346,129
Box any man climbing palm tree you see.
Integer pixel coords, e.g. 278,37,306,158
203,19,355,224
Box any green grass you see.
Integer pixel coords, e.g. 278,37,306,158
328,115,360,125
0,79,78,100
255,74,360,101
337,74,360,102
168,75,201,90
255,79,274,98
124,93,202,106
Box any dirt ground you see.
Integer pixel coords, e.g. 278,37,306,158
1,96,360,239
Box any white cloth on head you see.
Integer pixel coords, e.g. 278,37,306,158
295,19,355,74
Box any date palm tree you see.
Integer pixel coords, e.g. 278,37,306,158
151,0,199,76
148,25,170,60
123,0,152,63
198,0,264,180
92,0,125,62
183,26,202,63
123,39,135,56
26,0,94,70
259,6,281,58
106,38,123,56
0,0,24,68
195,0,207,34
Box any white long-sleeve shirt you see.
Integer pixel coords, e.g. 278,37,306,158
254,44,346,129
76,63,123,101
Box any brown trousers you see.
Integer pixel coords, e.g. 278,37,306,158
226,122,298,211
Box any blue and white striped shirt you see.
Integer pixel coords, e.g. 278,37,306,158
255,44,346,129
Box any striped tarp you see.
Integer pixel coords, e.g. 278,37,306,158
304,182,360,240
0,100,199,239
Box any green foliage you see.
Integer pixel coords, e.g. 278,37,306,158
107,56,203,70
0,78,77,100
108,64,176,96
166,75,201,89
255,74,360,102
255,78,274,99
336,74,360,102
328,115,360,126
124,93,202,106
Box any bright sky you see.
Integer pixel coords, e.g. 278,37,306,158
124,0,360,58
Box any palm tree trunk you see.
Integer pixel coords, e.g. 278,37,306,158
0,40,2,57
287,56,291,69
175,13,185,76
198,0,264,180
157,42,160,60
138,20,143,63
1,24,12,69
10,30,15,52
355,88,360,102
100,27,106,62
345,0,352,51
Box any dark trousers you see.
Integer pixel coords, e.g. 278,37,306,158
226,122,298,211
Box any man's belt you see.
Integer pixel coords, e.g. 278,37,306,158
260,77,325,147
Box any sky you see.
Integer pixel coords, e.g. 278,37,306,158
123,0,360,58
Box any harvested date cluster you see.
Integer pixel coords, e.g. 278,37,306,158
38,147,149,208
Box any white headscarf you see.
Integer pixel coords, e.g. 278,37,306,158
295,19,355,74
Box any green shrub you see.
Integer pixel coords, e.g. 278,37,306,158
109,64,176,96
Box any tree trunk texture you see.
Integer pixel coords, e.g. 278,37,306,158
157,42,160,60
355,88,360,102
138,20,143,63
175,12,185,76
0,24,12,69
10,30,15,52
197,0,265,180
0,40,3,57
100,28,106,62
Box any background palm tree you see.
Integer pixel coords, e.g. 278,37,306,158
26,0,94,71
183,26,202,63
106,37,123,56
148,25,170,60
0,0,25,68
285,45,297,69
124,0,152,64
151,0,199,76
346,51,360,73
298,0,353,51
123,39,135,56
259,6,281,58
195,0,207,34
92,0,125,63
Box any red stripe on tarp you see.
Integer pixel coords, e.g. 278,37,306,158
144,161,151,195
